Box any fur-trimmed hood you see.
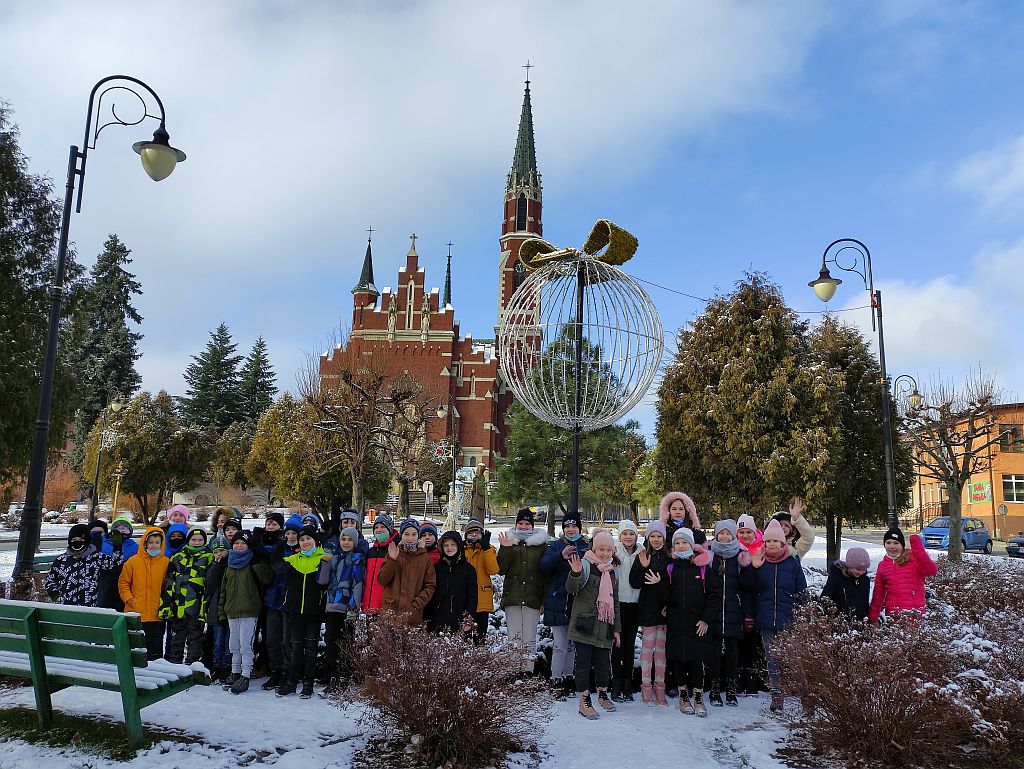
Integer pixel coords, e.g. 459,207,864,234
659,491,701,530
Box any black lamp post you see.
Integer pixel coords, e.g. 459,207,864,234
808,238,903,529
436,401,459,530
13,76,184,580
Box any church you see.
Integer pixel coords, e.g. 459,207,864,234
319,77,544,473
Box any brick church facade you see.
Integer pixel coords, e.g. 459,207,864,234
319,79,543,472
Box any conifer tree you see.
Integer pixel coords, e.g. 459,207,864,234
181,323,243,429
239,336,277,422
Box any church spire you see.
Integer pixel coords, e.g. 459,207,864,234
506,63,541,198
351,228,378,297
443,241,453,307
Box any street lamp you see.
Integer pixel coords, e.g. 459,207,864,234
13,76,185,580
893,374,924,412
88,399,123,526
808,238,902,529
111,461,127,519
436,402,459,531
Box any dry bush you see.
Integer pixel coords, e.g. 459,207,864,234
347,611,551,768
927,555,1024,621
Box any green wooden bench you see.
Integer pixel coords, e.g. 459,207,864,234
30,553,59,573
0,598,210,747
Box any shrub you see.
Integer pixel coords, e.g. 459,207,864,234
345,611,551,768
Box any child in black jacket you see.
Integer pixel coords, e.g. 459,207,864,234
820,546,871,621
425,531,478,634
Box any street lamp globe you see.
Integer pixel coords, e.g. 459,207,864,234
908,388,924,410
808,265,842,302
132,124,186,181
436,404,448,419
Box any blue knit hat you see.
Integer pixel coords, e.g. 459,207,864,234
373,513,394,534
399,518,420,536
419,522,438,539
284,513,304,532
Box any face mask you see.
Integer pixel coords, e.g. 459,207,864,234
301,547,317,556
146,547,161,557
565,533,581,542
673,550,694,560
374,531,390,543
69,540,87,552
466,533,481,543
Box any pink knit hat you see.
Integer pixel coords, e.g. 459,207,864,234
736,514,758,533
168,504,190,523
762,519,787,544
590,529,615,552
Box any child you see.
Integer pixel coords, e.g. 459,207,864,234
707,519,755,707
463,519,499,644
318,526,365,689
752,519,807,711
660,491,704,545
165,522,189,558
629,519,671,706
204,523,233,681
338,508,369,554
540,512,590,696
821,546,871,621
160,527,214,665
736,514,763,554
496,509,548,673
219,531,272,694
566,529,621,720
278,526,327,699
661,528,720,717
611,519,641,701
45,524,124,607
769,497,815,559
362,513,397,615
162,504,190,531
425,531,478,634
118,527,169,660
419,522,441,566
253,510,291,690
97,516,139,610
868,528,937,625
377,518,436,626
734,513,764,695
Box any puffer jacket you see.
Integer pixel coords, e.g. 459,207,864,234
710,550,755,638
540,536,590,626
496,529,548,609
282,547,327,615
614,541,642,604
868,534,937,623
464,530,500,612
753,548,807,630
118,527,169,622
566,559,621,649
664,547,721,663
377,547,436,625
318,548,365,613
629,547,671,627
821,560,871,621
162,542,214,621
220,557,273,619
362,531,399,614
425,533,478,632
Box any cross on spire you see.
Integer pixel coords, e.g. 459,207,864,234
443,241,453,307
366,225,374,243
409,233,418,250
523,60,533,86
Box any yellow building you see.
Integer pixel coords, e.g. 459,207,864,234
909,402,1024,539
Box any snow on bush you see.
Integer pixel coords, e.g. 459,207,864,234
780,556,1024,768
345,611,552,768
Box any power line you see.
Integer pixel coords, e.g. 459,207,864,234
632,275,872,315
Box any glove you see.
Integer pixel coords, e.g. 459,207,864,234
561,545,577,561
743,616,756,635
158,606,173,621
111,531,125,553
250,527,264,550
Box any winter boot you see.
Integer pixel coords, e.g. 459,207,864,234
622,677,635,702
578,692,599,720
694,691,708,718
653,682,669,708
744,668,759,696
276,680,296,697
597,689,617,712
680,692,695,715
640,682,654,706
666,685,679,698
221,672,241,691
725,677,739,707
262,670,282,691
299,680,315,699
770,690,784,713
230,675,250,695
609,678,623,702
709,687,723,707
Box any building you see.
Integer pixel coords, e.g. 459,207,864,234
908,402,1024,539
318,77,544,473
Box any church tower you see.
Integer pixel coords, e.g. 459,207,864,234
497,72,542,328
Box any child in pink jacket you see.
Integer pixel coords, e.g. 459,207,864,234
868,527,938,624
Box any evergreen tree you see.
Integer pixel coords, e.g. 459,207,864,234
239,336,277,422
181,323,243,429
0,103,85,488
655,273,842,516
68,234,144,474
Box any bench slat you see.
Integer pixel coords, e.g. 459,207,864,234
35,621,145,647
0,601,142,632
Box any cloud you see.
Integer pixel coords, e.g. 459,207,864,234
953,133,1024,215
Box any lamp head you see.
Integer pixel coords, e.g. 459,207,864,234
132,122,186,181
809,265,841,302
908,389,924,410
436,405,448,419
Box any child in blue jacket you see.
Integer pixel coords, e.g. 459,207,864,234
318,526,365,690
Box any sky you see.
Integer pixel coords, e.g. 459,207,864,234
2,0,1023,439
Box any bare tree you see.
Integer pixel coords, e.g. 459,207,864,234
901,373,1017,562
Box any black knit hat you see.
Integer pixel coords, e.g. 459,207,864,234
232,530,252,548
68,523,90,548
265,511,285,528
562,512,582,530
515,508,534,526
883,527,906,549
298,525,321,545
224,517,243,532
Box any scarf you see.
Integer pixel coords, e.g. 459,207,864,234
583,550,616,624
510,528,534,542
763,544,791,563
710,539,741,559
228,549,253,569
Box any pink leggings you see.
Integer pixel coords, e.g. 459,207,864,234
639,625,667,684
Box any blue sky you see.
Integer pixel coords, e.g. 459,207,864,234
2,1,1022,438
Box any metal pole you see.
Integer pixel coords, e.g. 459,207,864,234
569,262,585,516
13,145,80,581
111,464,124,518
875,289,898,529
89,408,108,527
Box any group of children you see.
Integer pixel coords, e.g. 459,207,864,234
43,494,938,716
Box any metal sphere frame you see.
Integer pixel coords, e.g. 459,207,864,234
498,254,663,514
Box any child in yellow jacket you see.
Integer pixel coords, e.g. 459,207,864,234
118,527,170,660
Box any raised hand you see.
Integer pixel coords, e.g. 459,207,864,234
498,531,512,547
638,549,650,568
751,548,765,568
387,542,400,560
643,569,661,585
696,620,709,637
789,496,805,519
568,552,582,574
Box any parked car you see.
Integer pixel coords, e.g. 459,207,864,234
920,516,994,554
1007,531,1024,559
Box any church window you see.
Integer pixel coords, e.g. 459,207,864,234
516,194,527,231
513,260,526,293
469,456,477,468
405,281,415,329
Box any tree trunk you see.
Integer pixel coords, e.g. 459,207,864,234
398,477,410,518
351,466,364,515
825,509,841,563
946,484,964,562
547,501,556,538
134,493,151,525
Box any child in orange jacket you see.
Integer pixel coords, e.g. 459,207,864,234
118,527,171,660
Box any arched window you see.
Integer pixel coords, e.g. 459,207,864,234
513,260,526,292
469,456,477,468
515,194,527,231
405,281,415,329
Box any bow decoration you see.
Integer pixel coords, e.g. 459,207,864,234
518,219,638,271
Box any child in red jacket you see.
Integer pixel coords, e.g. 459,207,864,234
868,528,938,625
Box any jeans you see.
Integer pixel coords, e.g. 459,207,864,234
550,624,575,679
504,605,540,671
212,620,231,669
574,642,611,692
